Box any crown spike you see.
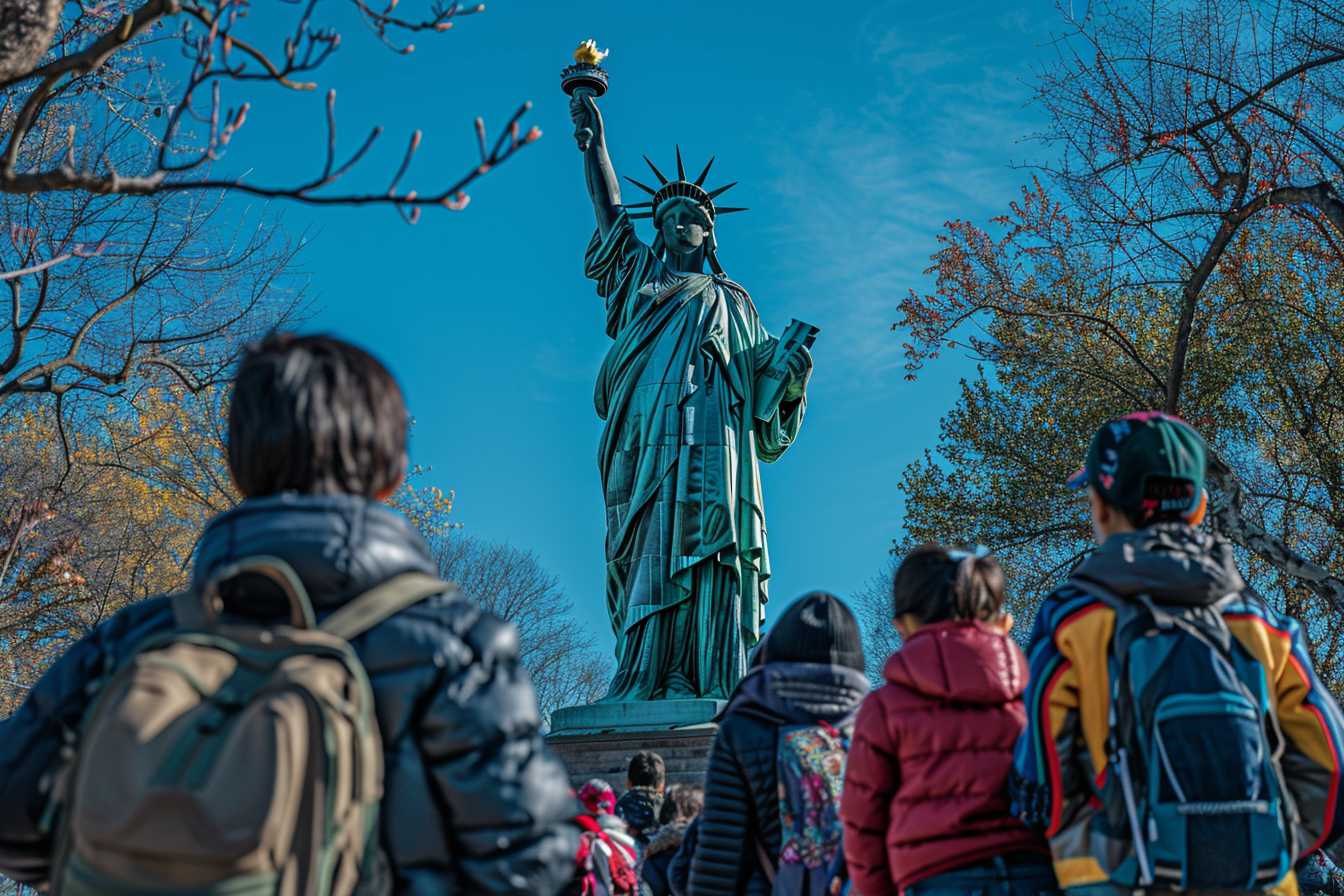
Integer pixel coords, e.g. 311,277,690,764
694,156,716,186
643,155,669,184
624,176,659,196
714,206,749,214
706,181,738,200
675,146,687,180
628,212,655,219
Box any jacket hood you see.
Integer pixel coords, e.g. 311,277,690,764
1070,523,1244,607
883,620,1025,705
191,493,437,611
722,660,869,725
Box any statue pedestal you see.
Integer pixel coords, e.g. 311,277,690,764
547,699,724,790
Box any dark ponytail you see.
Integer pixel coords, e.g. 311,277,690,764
892,544,1006,625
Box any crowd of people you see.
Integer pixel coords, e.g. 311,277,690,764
1,334,1343,896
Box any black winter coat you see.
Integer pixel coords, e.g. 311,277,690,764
0,494,580,896
616,786,663,847
686,661,868,896
667,815,698,896
640,820,688,896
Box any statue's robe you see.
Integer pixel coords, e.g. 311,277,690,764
585,210,808,700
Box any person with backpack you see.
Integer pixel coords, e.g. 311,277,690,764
1300,851,1344,896
616,751,667,849
840,544,1056,896
1011,411,1344,894
0,333,580,895
687,591,868,896
566,779,642,896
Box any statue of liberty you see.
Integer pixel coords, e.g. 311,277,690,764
568,57,816,703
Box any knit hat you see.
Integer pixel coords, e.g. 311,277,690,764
761,591,865,673
578,778,616,816
1067,412,1208,525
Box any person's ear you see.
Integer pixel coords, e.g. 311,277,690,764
374,460,408,503
1185,488,1209,527
894,615,918,640
995,613,1015,634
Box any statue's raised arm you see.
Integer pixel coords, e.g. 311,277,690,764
570,90,622,238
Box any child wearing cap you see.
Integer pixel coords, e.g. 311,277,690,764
1011,412,1344,895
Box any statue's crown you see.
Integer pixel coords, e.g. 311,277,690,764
624,147,747,222
573,39,608,66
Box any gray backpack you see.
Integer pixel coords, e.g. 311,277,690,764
48,556,450,896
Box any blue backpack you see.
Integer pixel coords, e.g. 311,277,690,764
1088,586,1298,891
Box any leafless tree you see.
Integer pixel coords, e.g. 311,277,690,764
431,533,610,723
0,0,537,221
852,563,898,685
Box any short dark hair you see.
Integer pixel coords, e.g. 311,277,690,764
627,751,665,789
228,333,408,499
659,784,704,824
892,545,1007,625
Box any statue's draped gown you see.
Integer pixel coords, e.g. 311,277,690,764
586,210,807,701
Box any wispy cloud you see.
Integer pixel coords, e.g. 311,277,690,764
758,2,1054,380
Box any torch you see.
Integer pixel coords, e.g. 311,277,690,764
561,39,609,152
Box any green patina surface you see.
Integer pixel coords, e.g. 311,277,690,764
566,64,816,705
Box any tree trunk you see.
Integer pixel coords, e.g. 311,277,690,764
1208,454,1344,616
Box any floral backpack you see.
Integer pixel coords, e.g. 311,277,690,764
756,719,852,896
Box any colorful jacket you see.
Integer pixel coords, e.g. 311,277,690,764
1011,524,1344,892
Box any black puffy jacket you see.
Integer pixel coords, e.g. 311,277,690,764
687,661,868,896
667,815,699,896
0,493,580,895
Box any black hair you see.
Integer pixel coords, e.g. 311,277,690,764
228,332,408,499
627,750,666,789
891,544,1006,625
659,784,704,824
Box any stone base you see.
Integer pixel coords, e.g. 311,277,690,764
548,698,724,735
547,726,717,791
546,699,724,791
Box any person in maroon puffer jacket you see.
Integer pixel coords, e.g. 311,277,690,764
839,545,1058,896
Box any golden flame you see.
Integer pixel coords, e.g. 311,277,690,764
573,38,609,66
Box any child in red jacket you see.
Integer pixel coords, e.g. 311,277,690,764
840,545,1057,896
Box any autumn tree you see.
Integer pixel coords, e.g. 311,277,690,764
0,0,543,713
0,384,237,714
894,0,1344,685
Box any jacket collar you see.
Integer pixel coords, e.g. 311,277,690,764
191,492,437,611
1071,522,1244,607
722,660,869,725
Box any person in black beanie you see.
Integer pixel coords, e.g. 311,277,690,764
687,591,868,896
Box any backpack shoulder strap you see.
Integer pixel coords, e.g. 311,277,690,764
754,838,777,885
320,572,456,641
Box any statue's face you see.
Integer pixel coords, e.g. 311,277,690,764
658,201,710,255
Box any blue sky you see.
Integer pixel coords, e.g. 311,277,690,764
222,1,1056,655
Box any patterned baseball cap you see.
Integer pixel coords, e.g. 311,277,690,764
1067,412,1207,524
